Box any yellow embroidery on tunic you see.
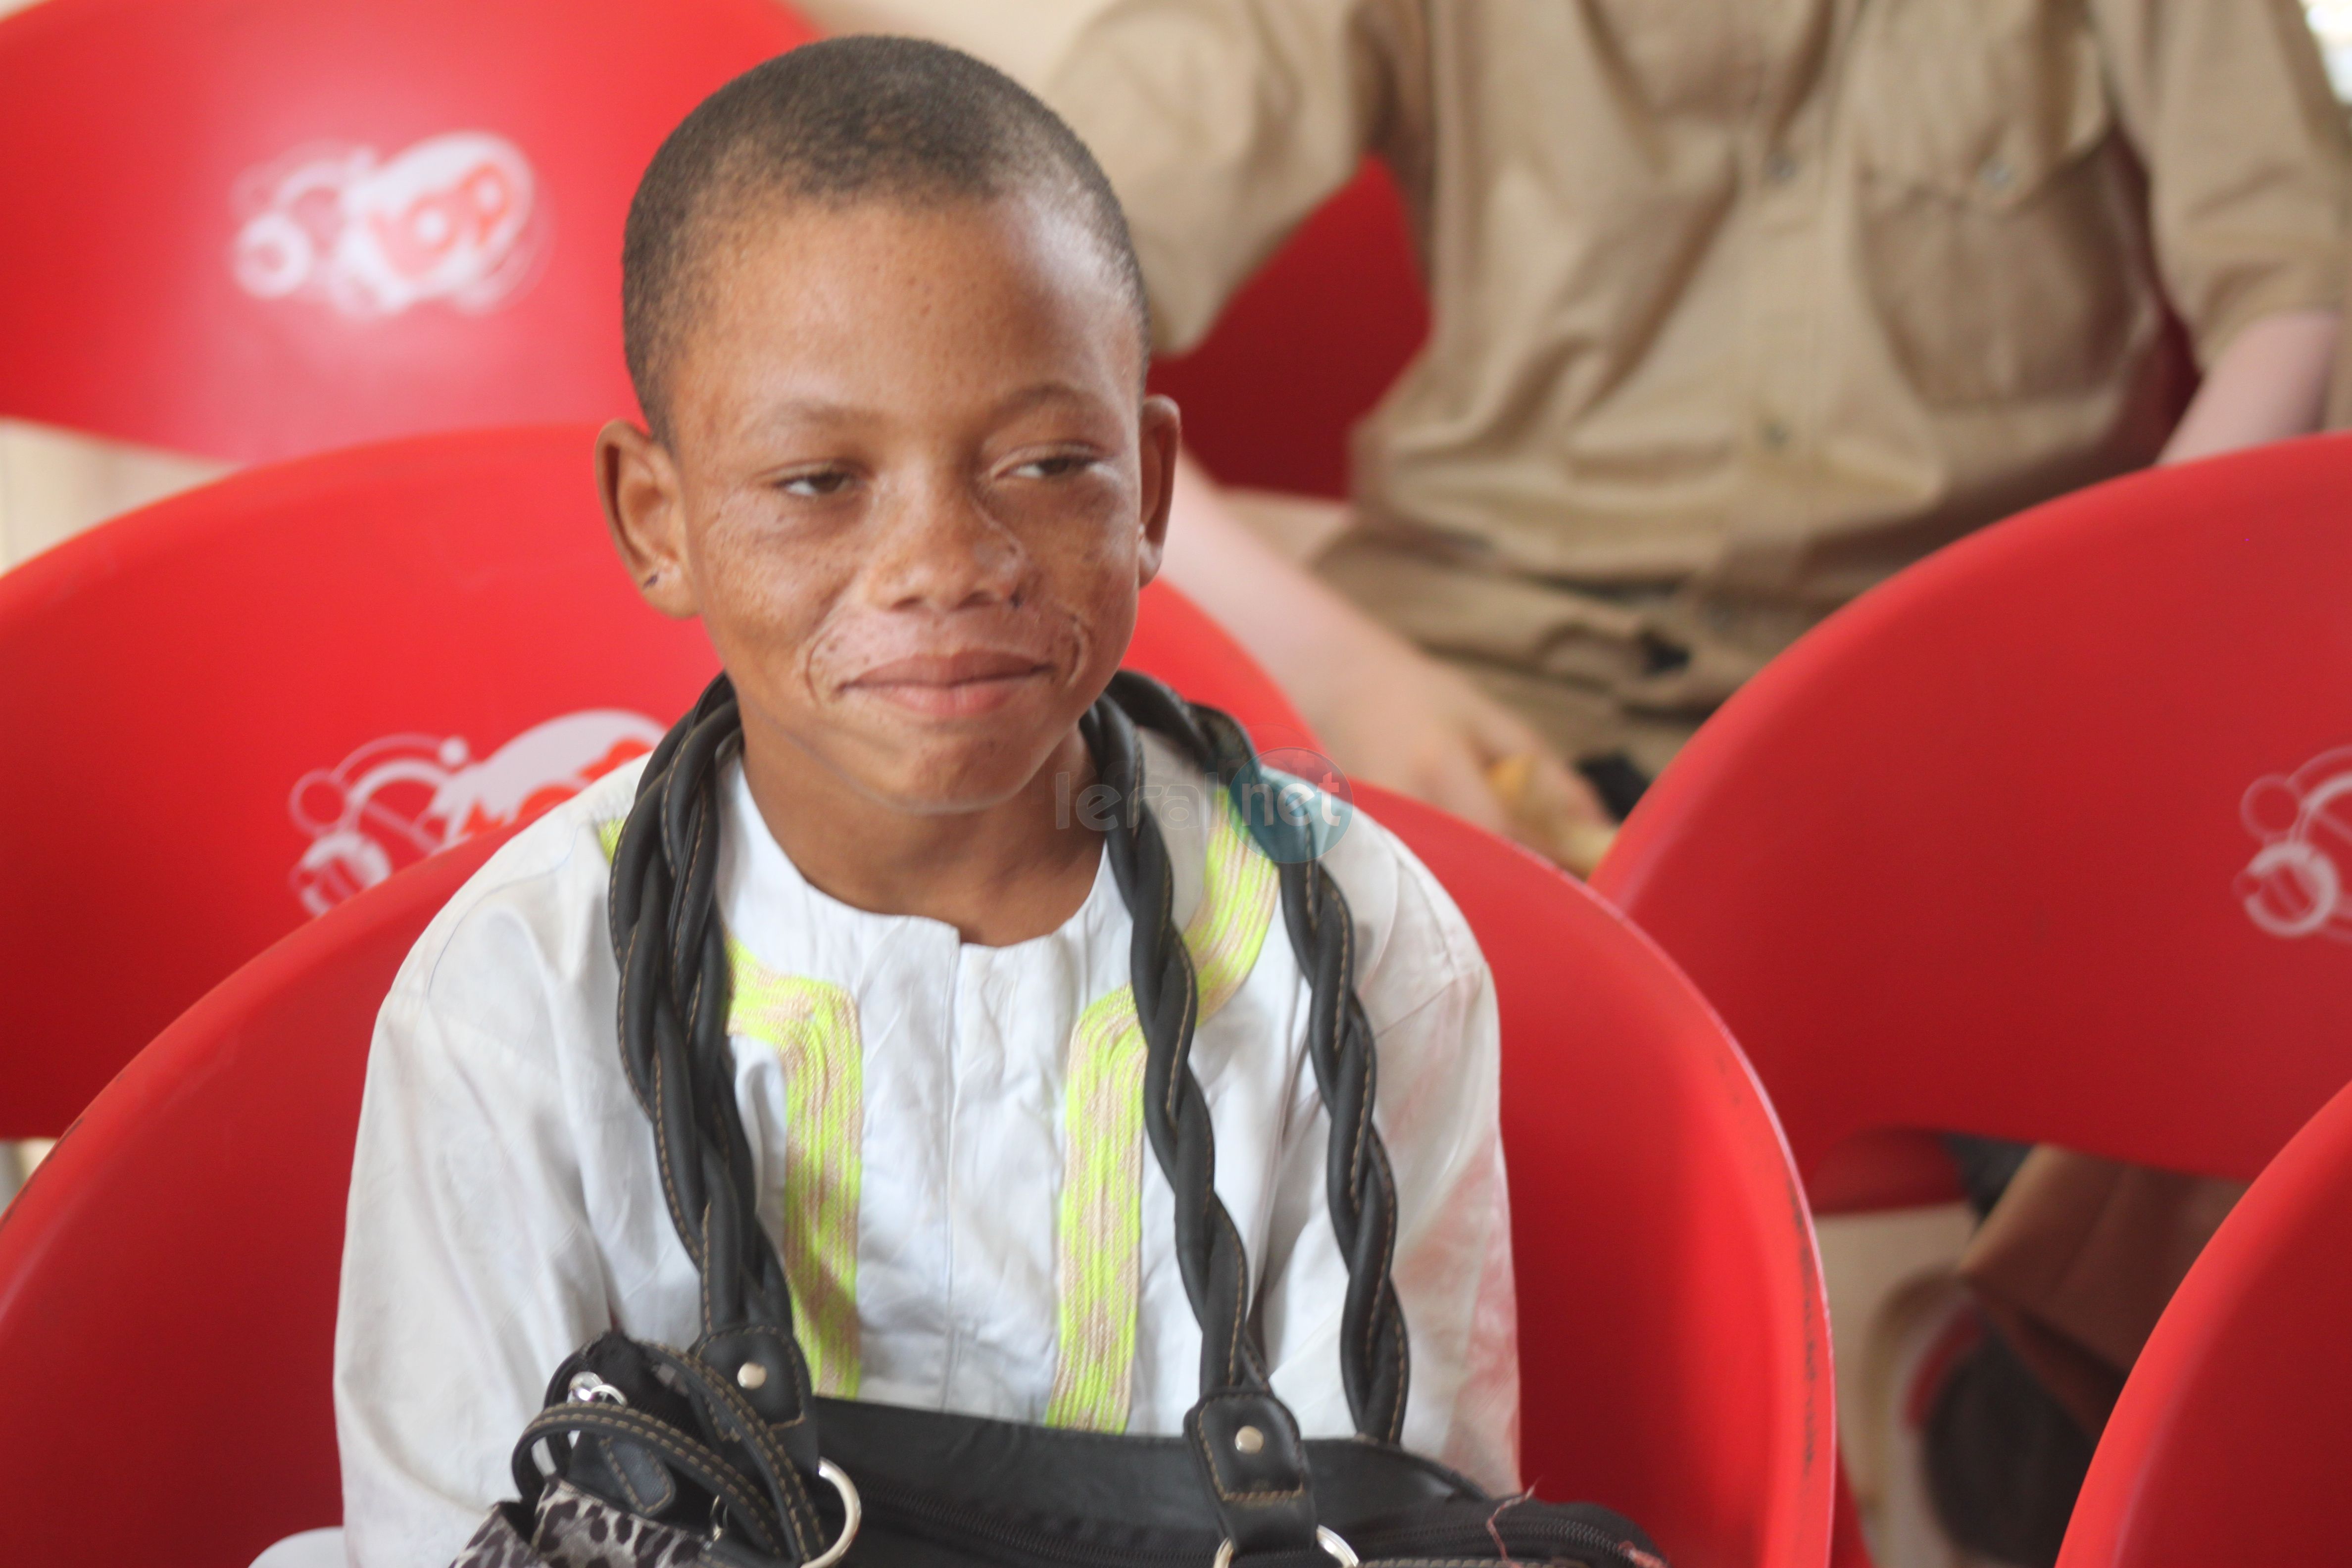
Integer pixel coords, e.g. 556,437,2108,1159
596,816,865,1399
725,946,864,1400
1044,791,1280,1431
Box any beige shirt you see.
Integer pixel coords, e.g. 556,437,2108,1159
1048,0,2351,614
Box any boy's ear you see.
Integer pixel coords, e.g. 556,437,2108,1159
595,420,699,619
1135,393,1180,587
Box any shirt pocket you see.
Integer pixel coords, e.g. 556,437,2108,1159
1847,0,2159,409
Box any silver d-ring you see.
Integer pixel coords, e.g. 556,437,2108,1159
803,1459,862,1568
1211,1526,1359,1568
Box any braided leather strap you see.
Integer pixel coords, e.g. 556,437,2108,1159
1275,855,1409,1441
1084,694,1266,1398
1100,672,1411,1443
609,672,1409,1455
609,677,791,1333
606,676,827,1558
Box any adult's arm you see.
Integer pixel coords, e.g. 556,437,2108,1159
2159,307,2342,464
1164,456,1606,848
1050,3,1607,850
2095,0,2352,438
1042,0,1427,354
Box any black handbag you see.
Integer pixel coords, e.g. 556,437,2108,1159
450,673,1666,1568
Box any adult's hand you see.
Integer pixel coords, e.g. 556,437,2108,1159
1159,455,1613,873
1299,613,1617,873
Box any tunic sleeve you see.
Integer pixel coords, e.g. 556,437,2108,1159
1251,820,1519,1495
2091,0,2352,365
335,904,614,1568
1041,0,1427,354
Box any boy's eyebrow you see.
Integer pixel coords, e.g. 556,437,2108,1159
740,381,1113,435
988,380,1113,419
743,395,872,427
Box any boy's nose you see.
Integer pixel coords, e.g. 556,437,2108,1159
869,475,1028,611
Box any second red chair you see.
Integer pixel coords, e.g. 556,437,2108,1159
1591,434,2352,1562
1594,433,2352,1202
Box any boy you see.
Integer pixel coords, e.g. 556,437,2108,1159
331,39,1516,1567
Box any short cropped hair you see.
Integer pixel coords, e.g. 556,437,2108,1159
622,36,1151,441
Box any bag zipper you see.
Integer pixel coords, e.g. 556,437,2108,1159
855,1474,1649,1568
1346,1505,1652,1567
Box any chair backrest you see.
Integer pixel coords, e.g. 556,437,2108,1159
0,784,1827,1568
1355,785,1830,1568
1591,434,2352,1200
1147,158,1428,499
0,0,814,462
2057,1078,2352,1566
0,423,1313,1136
0,828,507,1568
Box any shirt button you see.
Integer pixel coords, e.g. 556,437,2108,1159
1760,418,1793,451
1979,157,2015,193
1763,149,1798,185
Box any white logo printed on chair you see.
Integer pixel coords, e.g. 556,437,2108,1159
2238,747,2352,941
289,710,662,915
230,132,545,317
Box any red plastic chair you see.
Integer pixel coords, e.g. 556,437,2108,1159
1148,159,1427,499
0,784,1828,1568
0,0,814,462
1592,432,2352,1204
0,830,511,1568
0,424,1313,1136
1590,435,2352,1562
1358,787,1831,1568
2056,1078,2352,1567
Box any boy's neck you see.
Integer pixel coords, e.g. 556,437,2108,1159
735,724,1104,948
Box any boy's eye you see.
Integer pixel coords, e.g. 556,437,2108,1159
779,468,856,498
1010,453,1097,480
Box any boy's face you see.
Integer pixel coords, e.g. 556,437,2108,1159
599,192,1176,815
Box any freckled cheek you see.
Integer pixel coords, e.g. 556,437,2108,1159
1050,565,1138,685
689,514,849,694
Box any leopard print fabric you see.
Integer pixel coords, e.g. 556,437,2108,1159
448,1508,538,1568
448,1481,708,1568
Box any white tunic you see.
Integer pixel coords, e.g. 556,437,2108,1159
334,738,1519,1568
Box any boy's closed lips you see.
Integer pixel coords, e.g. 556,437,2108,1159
845,648,1058,719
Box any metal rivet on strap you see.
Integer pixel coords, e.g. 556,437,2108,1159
1233,1424,1265,1455
1214,1526,1357,1568
737,1360,769,1390
567,1371,626,1406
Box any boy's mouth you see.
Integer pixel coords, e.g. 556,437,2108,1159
844,649,1057,718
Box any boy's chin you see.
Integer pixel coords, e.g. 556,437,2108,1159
829,730,1078,820
850,765,1062,819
